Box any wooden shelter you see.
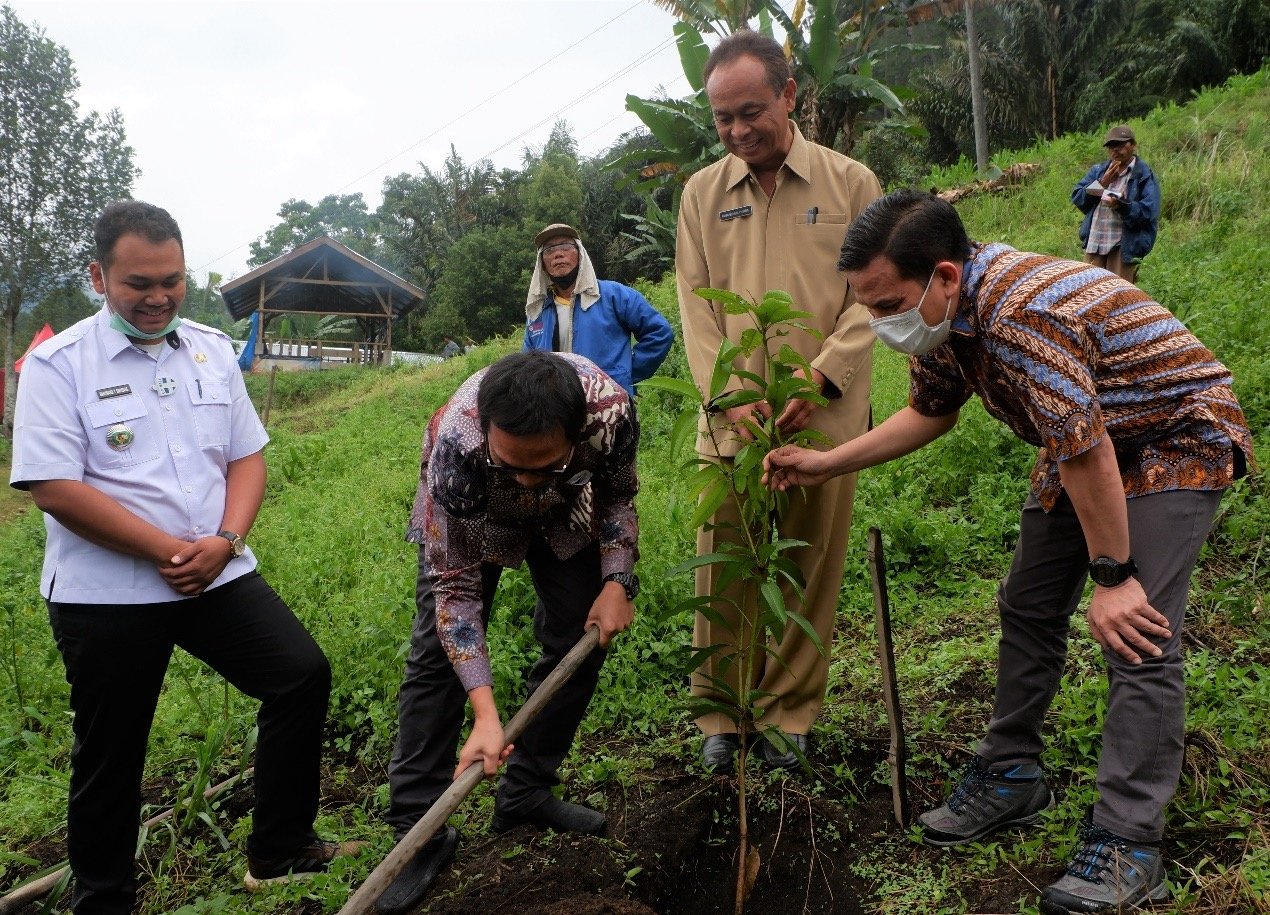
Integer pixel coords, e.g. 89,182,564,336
220,237,426,369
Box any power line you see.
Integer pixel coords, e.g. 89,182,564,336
328,0,649,194
477,33,680,161
194,1,678,274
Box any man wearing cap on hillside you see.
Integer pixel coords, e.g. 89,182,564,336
524,223,674,402
1072,125,1161,283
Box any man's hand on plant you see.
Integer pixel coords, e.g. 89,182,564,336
763,444,837,490
586,585,633,648
1086,577,1170,665
723,401,771,442
456,716,511,778
775,368,827,434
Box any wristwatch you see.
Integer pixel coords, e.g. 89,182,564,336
1088,555,1137,588
603,572,640,601
217,530,246,558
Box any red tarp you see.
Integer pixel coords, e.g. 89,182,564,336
15,323,55,373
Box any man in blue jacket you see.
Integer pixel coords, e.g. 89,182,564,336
524,223,673,401
1072,125,1161,283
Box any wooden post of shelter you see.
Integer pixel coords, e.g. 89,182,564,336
219,237,425,373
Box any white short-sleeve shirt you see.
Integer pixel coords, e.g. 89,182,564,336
10,307,270,604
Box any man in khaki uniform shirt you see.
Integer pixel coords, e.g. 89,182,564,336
676,31,882,770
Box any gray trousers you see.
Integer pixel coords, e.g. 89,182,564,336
386,539,606,839
978,487,1223,843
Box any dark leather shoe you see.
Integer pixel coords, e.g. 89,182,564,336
758,732,809,770
490,795,606,836
375,826,459,915
702,733,741,773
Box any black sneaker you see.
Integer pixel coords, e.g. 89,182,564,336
244,838,365,891
490,795,606,836
1040,820,1167,913
375,826,460,915
918,755,1054,846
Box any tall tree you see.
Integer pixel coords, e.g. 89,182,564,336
0,4,137,432
522,121,584,232
247,193,380,267
15,284,96,354
651,0,781,35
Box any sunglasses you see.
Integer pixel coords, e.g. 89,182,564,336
1106,140,1130,148
483,441,591,486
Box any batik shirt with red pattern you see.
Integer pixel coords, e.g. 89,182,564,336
406,353,639,691
909,243,1252,511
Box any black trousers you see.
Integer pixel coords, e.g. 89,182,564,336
47,572,331,915
386,539,606,839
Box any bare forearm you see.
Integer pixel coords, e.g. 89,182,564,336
221,451,266,536
1058,436,1130,560
469,685,500,724
29,479,185,562
828,407,958,474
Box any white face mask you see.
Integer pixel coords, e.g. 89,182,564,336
868,270,954,355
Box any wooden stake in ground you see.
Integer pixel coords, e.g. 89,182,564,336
338,626,602,915
261,364,278,425
867,526,910,827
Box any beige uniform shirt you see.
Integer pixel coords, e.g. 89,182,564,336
676,123,882,455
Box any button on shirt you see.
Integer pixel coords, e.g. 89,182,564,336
10,308,269,604
676,122,882,456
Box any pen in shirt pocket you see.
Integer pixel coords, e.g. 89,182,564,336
807,206,818,224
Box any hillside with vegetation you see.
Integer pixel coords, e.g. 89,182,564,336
0,71,1265,914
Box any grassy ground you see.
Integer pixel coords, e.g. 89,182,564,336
0,70,1266,914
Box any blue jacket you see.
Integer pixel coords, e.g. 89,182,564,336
1072,157,1161,263
524,280,674,398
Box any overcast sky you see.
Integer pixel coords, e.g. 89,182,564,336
10,0,742,285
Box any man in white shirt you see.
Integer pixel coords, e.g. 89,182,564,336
10,201,355,913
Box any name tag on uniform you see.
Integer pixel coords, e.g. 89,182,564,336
719,205,752,221
96,384,132,400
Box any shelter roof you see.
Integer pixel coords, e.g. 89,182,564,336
219,236,425,321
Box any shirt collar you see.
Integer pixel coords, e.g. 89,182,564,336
723,120,811,191
96,305,185,361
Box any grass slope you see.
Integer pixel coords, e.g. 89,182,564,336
0,71,1266,913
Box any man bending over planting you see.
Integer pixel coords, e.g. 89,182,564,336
765,189,1251,914
378,350,639,915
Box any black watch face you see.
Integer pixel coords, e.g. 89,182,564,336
1090,558,1127,587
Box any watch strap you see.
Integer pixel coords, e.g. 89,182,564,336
603,572,639,601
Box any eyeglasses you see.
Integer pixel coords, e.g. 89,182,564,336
484,441,589,484
543,242,577,255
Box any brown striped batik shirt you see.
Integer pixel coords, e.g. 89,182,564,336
909,243,1252,510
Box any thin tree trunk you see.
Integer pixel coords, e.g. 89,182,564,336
965,0,990,173
1049,63,1057,139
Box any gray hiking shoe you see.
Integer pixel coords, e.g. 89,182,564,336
918,755,1054,846
1040,820,1167,913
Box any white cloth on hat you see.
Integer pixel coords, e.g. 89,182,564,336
525,239,601,321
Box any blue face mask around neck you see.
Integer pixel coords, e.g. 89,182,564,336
105,294,183,340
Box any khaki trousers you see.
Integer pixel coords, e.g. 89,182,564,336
1083,247,1139,284
691,473,857,736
